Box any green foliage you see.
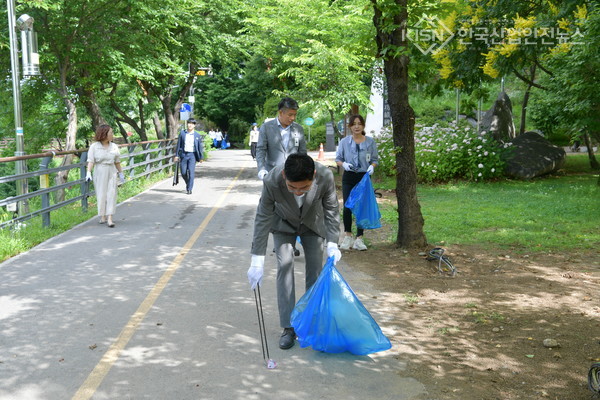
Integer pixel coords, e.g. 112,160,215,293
256,96,281,125
529,7,600,146
225,119,251,145
194,56,274,135
410,92,454,126
244,0,375,118
306,124,326,151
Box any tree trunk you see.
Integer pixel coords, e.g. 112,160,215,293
146,76,194,139
55,95,78,203
110,96,149,142
76,78,106,130
162,94,180,139
519,65,536,135
372,0,427,249
153,114,165,140
583,133,599,169
328,109,343,139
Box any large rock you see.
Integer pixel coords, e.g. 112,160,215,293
480,92,516,142
502,131,566,179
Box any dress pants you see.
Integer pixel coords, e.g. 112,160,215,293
273,232,324,328
180,152,197,191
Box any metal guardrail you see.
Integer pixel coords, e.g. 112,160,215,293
0,139,176,229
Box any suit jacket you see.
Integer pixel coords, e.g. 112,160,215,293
176,130,204,162
255,118,307,172
251,162,340,255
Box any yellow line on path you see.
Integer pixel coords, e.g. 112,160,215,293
72,169,244,400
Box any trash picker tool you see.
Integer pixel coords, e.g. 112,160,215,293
253,285,276,369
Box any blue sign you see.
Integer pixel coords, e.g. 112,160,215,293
304,117,314,126
180,103,192,112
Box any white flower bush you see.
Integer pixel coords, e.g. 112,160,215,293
375,122,507,182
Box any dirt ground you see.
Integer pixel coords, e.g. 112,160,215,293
339,191,600,400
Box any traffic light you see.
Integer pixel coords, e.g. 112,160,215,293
195,67,212,76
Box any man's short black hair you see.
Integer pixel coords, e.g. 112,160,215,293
187,118,197,125
278,97,299,111
284,153,315,182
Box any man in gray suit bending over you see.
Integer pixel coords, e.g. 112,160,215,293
256,97,307,180
248,153,342,350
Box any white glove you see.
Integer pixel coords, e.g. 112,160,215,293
326,242,342,264
247,255,265,289
342,162,354,172
118,172,125,184
85,171,92,182
367,165,374,175
257,169,268,180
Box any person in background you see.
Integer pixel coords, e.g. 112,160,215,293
209,129,217,148
335,114,379,251
174,118,204,195
221,131,229,149
215,130,223,149
255,97,307,180
247,153,341,350
249,123,259,160
86,124,125,228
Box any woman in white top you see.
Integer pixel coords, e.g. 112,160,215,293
335,114,379,250
86,125,124,228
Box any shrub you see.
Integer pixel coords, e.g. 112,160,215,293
375,122,507,182
373,126,399,177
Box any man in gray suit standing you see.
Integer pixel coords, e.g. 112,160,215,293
248,153,342,350
256,97,307,180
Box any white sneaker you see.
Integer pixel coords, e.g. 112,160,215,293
352,237,367,251
340,236,353,250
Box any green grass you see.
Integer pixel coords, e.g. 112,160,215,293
563,153,596,173
376,154,599,253
0,171,169,261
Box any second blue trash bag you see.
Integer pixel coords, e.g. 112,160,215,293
290,257,392,355
344,173,381,229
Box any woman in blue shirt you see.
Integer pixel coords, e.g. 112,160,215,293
335,114,379,251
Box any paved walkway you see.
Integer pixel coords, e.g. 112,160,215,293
0,149,425,400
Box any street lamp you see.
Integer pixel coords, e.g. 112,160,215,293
7,1,41,215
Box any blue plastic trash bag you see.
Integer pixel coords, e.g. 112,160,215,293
344,173,381,229
290,257,392,355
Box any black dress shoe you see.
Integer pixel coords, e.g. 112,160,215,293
279,327,296,350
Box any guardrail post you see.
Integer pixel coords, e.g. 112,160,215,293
128,145,136,179
39,155,52,227
144,143,151,174
80,152,88,212
167,139,175,173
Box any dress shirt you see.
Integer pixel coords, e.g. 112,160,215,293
184,132,195,152
335,136,379,173
277,118,291,149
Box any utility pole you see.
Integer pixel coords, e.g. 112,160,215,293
7,1,40,215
